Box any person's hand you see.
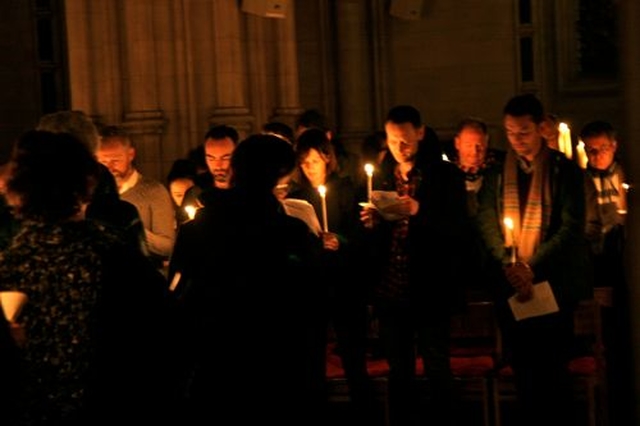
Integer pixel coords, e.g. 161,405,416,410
321,232,340,251
504,262,534,302
360,204,380,229
384,195,420,217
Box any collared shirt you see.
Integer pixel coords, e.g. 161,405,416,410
119,169,140,195
377,166,420,303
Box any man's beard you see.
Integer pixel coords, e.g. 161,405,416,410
213,170,229,183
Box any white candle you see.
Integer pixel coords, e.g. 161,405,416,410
503,217,517,264
184,205,197,220
318,184,328,232
558,122,573,160
364,163,374,204
576,139,588,169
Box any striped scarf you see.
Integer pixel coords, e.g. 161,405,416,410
503,145,552,262
588,162,625,210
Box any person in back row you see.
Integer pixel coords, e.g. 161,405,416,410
36,110,147,256
180,124,239,212
97,125,176,270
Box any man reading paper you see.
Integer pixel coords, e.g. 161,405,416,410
476,94,592,426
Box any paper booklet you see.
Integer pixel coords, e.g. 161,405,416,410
281,198,322,236
370,190,406,221
508,281,560,321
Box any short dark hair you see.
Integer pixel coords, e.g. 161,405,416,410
7,130,100,222
502,93,544,124
99,125,132,147
204,125,239,144
295,109,329,132
262,121,294,144
386,105,422,128
579,120,616,141
231,134,296,193
456,117,488,136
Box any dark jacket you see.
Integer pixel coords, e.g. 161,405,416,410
169,187,321,424
475,149,593,307
367,132,469,313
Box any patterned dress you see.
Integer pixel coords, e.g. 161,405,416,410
0,220,126,425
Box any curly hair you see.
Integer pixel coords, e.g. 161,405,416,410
6,130,100,222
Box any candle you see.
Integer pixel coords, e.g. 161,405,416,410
318,184,328,232
558,122,573,160
503,217,517,264
184,205,197,220
575,139,588,169
364,163,374,204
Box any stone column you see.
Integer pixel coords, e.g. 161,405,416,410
621,0,640,423
207,0,253,140
270,1,304,129
64,0,92,112
333,0,376,154
120,0,166,179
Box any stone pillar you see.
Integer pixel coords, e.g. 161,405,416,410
333,0,376,154
270,1,304,129
621,0,640,423
120,0,166,179
64,0,92,112
207,0,253,140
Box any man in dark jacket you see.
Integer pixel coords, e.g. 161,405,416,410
361,105,468,426
476,94,592,426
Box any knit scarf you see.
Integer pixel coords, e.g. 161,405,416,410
588,162,625,210
503,145,552,262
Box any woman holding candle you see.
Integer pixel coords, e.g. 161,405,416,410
288,128,377,424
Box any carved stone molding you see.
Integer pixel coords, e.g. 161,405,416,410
122,110,166,135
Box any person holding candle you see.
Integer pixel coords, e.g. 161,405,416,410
287,127,377,424
476,93,592,426
360,105,468,426
580,120,632,423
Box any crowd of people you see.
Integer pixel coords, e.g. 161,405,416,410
0,94,628,426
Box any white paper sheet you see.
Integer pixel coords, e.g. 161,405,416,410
281,198,322,236
508,281,560,321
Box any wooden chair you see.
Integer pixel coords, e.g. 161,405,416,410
492,296,609,426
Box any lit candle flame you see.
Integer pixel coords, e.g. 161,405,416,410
185,205,197,220
364,163,374,176
442,153,450,162
558,122,573,160
503,217,513,231
503,217,517,264
318,185,328,232
576,139,588,169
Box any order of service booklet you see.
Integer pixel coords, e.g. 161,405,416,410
508,281,560,321
281,198,322,236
